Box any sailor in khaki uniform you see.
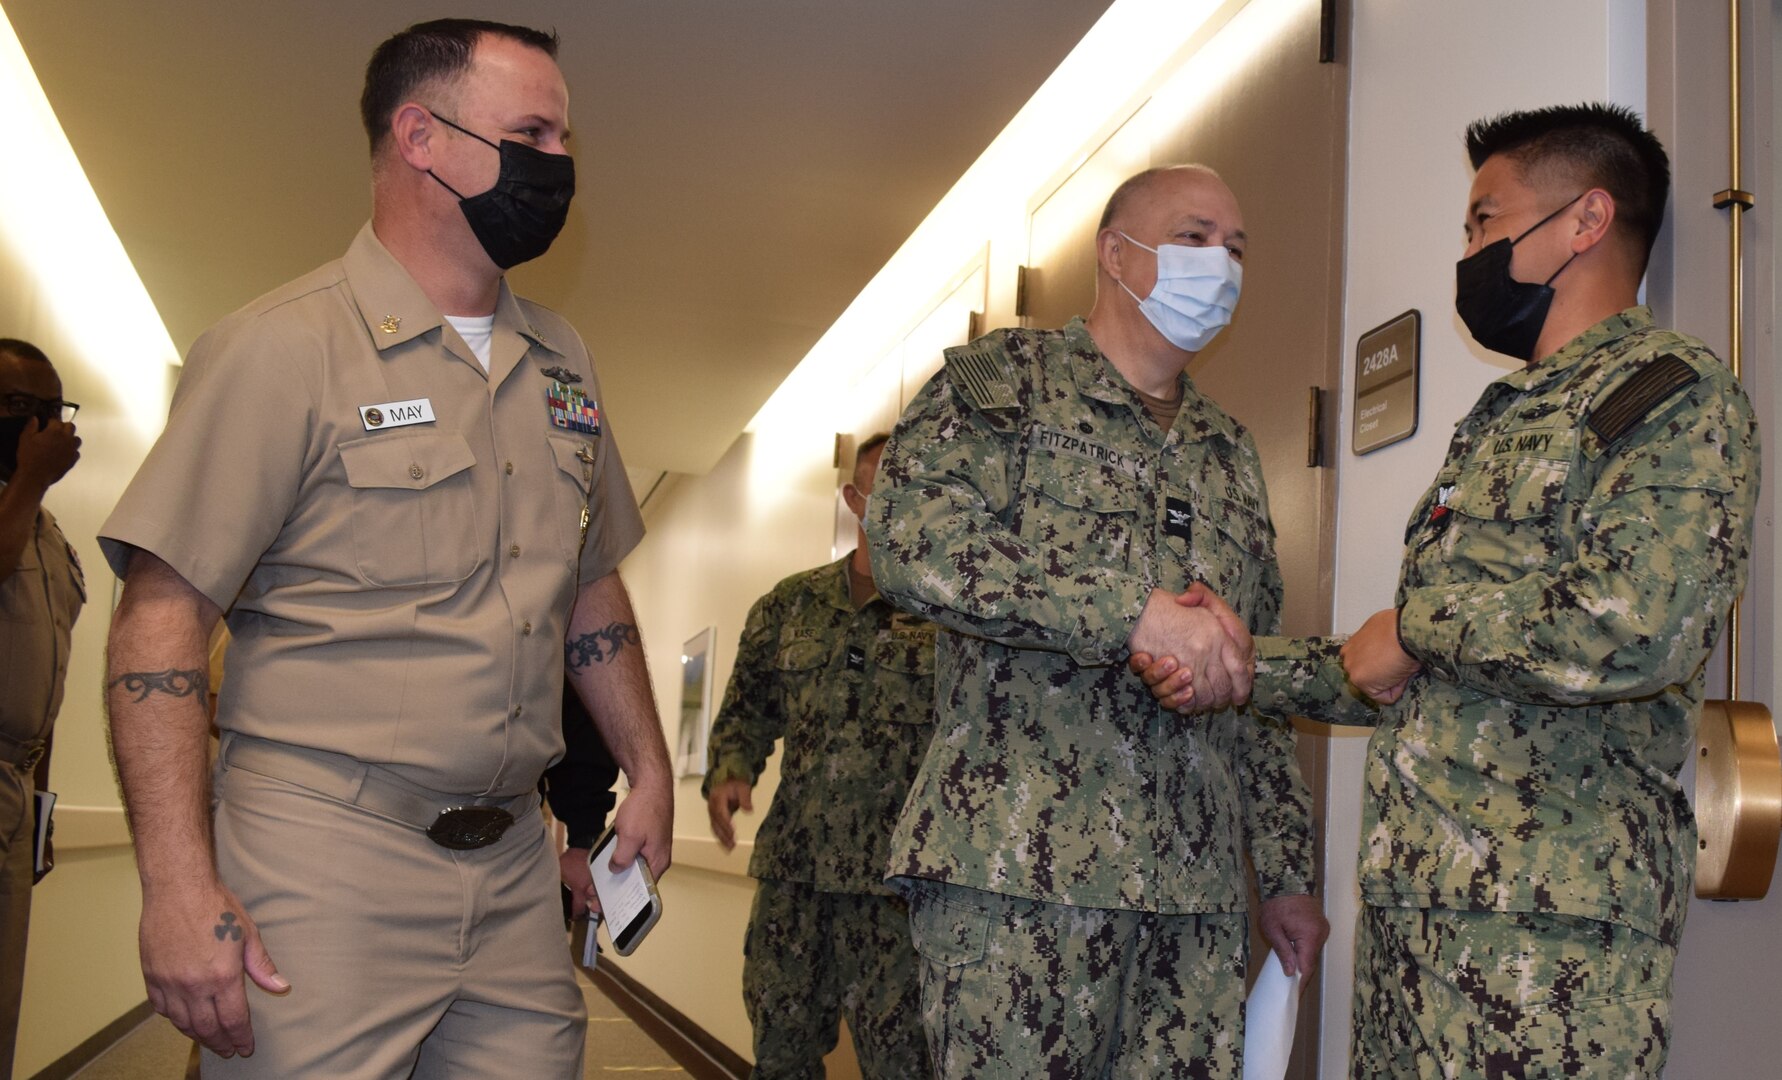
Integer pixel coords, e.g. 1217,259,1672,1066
100,20,672,1079
0,338,84,1077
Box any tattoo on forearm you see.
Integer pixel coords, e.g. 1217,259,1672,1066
565,622,641,670
214,912,242,942
109,667,209,704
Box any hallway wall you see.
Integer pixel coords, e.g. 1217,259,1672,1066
2,6,175,1073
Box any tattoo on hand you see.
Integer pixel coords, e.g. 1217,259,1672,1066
565,622,641,670
214,912,242,942
110,667,209,704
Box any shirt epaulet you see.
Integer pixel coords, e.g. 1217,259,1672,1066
1586,352,1701,448
943,340,1020,412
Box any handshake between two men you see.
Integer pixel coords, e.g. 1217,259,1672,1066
1128,584,1423,711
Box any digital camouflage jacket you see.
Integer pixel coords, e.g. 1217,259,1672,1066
867,318,1316,914
1252,308,1760,944
703,557,938,894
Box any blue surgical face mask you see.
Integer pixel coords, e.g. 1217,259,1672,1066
1116,232,1243,352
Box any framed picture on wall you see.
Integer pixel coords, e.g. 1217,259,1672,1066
676,627,717,778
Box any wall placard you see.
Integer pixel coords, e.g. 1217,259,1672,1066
1353,310,1420,454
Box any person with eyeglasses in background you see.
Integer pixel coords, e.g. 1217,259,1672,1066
0,336,83,1078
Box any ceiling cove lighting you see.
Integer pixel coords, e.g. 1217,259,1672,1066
746,0,1302,435
0,4,178,438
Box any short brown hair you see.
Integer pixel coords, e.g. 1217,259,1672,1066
360,19,559,156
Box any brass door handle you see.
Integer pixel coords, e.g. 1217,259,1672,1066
1694,699,1781,900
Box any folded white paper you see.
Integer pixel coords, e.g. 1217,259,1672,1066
1242,951,1301,1080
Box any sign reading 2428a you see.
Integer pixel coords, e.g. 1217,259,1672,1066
1352,310,1420,455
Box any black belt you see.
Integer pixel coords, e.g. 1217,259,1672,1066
219,735,534,850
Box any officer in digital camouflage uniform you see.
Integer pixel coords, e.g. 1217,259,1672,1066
866,165,1327,1078
1141,104,1760,1078
703,433,936,1079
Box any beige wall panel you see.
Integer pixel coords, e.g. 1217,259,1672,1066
15,848,145,1076
1,78,169,1064
1025,113,1152,332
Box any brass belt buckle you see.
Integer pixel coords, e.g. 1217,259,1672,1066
426,805,515,849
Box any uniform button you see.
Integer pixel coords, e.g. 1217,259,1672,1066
509,544,521,558
522,621,533,636
513,705,523,717
409,464,424,480
505,461,514,475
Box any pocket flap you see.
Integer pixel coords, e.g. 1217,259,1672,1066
1026,455,1139,512
339,432,476,491
872,630,936,675
910,890,989,968
548,433,599,494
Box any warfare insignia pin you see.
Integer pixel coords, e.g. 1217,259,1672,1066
540,365,582,383
547,380,601,434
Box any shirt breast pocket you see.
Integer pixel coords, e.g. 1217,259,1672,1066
0,541,44,623
1442,454,1574,581
1018,454,1140,572
548,433,599,565
338,432,480,586
871,630,936,725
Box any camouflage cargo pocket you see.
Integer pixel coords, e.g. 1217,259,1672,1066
908,885,990,969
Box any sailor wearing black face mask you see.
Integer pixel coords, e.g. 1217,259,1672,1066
0,337,83,1078
1236,103,1760,1079
98,19,671,1077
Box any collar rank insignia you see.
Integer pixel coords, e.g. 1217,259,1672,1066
547,380,601,435
540,365,582,384
1164,496,1193,541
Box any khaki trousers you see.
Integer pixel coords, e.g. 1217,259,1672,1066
0,770,31,1079
204,756,586,1078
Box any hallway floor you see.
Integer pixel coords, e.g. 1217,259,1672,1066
63,972,689,1078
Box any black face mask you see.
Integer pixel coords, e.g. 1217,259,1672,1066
428,114,575,269
1454,192,1584,361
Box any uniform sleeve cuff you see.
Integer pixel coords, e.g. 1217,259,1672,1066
1397,589,1463,682
700,758,754,799
1063,570,1152,666
1251,635,1309,716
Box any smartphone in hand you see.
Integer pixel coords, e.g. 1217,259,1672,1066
589,826,663,956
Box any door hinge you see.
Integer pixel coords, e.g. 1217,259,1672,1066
1306,386,1326,467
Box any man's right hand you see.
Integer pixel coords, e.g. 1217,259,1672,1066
139,881,288,1058
706,778,753,851
13,417,80,489
1127,585,1254,713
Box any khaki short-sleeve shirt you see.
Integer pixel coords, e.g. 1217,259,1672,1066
0,501,85,746
100,223,644,796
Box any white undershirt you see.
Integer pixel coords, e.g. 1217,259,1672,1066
444,313,496,372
